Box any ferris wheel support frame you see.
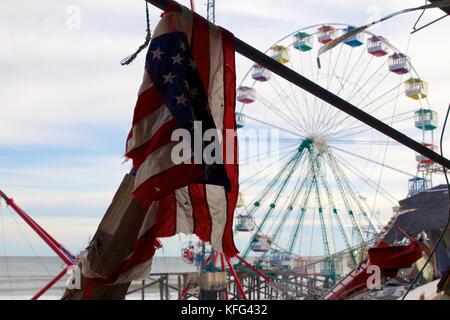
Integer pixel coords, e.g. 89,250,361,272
145,0,450,171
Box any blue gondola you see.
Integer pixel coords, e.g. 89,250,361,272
343,26,363,47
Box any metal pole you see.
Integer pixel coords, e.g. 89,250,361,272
0,190,74,266
31,266,69,300
220,253,228,300
144,0,450,169
224,254,248,300
189,0,195,11
236,255,271,283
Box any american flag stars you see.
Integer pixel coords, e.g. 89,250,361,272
172,53,184,65
145,32,214,131
188,59,196,70
175,94,188,106
179,41,187,52
151,47,164,60
162,72,176,84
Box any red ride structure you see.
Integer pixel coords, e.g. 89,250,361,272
0,190,77,300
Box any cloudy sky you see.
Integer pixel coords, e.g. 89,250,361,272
0,0,449,257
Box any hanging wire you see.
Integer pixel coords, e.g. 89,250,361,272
411,0,449,34
401,103,450,299
412,1,427,32
120,2,152,66
411,14,449,34
0,201,14,297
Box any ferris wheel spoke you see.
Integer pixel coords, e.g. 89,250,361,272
309,150,334,262
340,93,402,131
286,79,314,133
315,45,347,134
353,72,392,108
328,153,378,238
328,140,401,146
324,54,379,133
309,48,324,135
296,50,316,132
269,76,310,133
331,111,414,140
239,141,299,168
313,51,335,134
330,70,393,134
332,152,398,205
329,145,415,177
269,164,313,248
326,153,366,243
347,58,386,102
317,50,356,133
241,150,305,258
241,148,303,215
333,88,406,135
323,44,367,129
256,93,307,134
287,174,315,254
342,43,367,88
239,148,299,187
243,114,305,138
360,82,403,110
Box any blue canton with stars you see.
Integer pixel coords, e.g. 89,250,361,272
145,32,230,190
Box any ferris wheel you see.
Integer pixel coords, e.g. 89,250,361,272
233,23,440,277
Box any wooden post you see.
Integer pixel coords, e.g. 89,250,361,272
165,275,169,300
257,276,261,300
141,279,145,300
177,275,182,300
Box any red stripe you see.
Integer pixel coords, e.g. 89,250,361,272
191,15,210,92
126,118,179,169
132,163,205,203
221,28,239,257
83,278,94,300
186,14,213,245
132,86,164,125
189,184,212,242
154,192,178,237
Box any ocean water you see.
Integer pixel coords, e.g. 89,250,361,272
0,256,196,300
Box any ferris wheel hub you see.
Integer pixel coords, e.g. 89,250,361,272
305,135,329,154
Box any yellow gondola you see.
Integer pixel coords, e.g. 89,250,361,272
405,78,428,100
270,45,290,64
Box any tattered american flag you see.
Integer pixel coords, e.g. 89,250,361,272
113,3,239,282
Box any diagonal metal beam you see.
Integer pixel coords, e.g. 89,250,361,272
145,0,450,169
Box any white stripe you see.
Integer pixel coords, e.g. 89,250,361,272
207,25,225,134
138,71,153,95
175,187,194,234
133,141,191,193
127,105,173,153
137,202,158,239
205,185,227,253
152,7,193,46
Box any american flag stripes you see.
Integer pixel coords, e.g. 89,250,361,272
112,3,239,283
